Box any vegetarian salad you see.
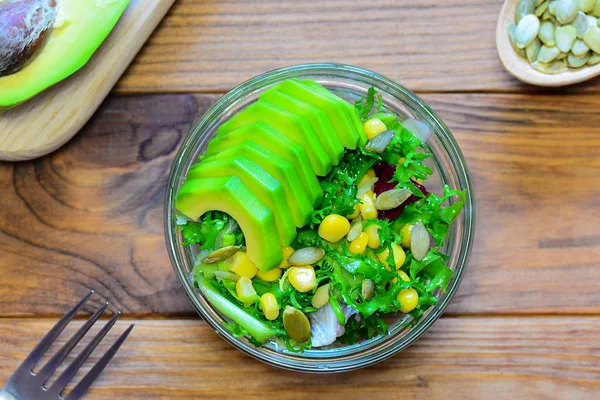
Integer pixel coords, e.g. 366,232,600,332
175,79,466,351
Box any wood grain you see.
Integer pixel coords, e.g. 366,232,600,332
0,0,175,162
1,93,599,317
1,318,599,399
115,0,600,94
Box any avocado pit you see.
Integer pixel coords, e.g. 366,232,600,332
0,0,57,77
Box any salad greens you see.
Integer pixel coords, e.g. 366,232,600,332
180,87,466,351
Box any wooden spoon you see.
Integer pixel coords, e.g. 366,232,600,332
496,0,600,87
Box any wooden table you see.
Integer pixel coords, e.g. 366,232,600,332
2,0,600,398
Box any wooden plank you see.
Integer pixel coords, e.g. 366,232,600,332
1,93,599,316
114,0,599,94
0,318,599,399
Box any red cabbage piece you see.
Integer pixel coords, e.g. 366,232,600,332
373,163,428,220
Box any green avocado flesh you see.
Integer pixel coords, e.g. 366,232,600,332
0,0,130,107
186,156,297,246
202,141,313,227
259,89,345,165
217,101,333,176
206,122,323,207
301,79,367,147
176,176,283,270
273,79,364,149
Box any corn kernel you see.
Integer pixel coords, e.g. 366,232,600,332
260,293,280,320
236,276,258,304
358,173,376,190
318,214,350,243
397,288,419,313
288,266,317,292
365,224,381,249
400,224,414,248
359,192,378,220
397,270,410,282
255,267,283,282
346,203,360,219
349,232,369,255
376,244,406,270
365,168,376,178
277,246,295,269
414,178,424,185
229,252,257,279
363,118,387,140
392,243,406,269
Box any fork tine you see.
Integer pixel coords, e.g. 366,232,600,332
65,324,134,400
48,312,121,395
14,291,94,375
37,302,109,382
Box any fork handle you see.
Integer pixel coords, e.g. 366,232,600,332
0,387,18,400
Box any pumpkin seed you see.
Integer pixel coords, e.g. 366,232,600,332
537,44,561,62
202,245,241,263
539,21,556,46
573,12,589,39
509,23,527,57
555,0,579,24
516,14,541,48
556,25,577,52
586,15,598,29
347,216,363,241
361,279,376,301
580,0,596,13
374,188,412,211
536,0,546,5
287,247,325,266
583,25,600,52
282,306,311,343
526,38,543,62
410,222,430,262
516,0,536,23
548,0,557,15
213,270,240,282
311,284,330,309
567,52,591,66
364,130,394,153
572,38,591,55
542,8,553,20
557,51,568,59
535,0,549,16
588,52,600,64
531,59,569,73
594,0,600,17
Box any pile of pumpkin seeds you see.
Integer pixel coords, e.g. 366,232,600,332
509,0,600,73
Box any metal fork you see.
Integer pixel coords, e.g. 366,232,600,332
0,291,134,400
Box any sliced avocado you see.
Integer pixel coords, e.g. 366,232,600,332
301,79,367,146
186,156,297,246
217,101,332,176
202,141,313,227
259,89,344,165
274,79,363,149
206,122,323,207
177,176,283,270
0,0,130,107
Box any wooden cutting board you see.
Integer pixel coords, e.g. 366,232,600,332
0,0,175,161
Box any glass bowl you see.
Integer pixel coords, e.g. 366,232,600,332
165,63,475,373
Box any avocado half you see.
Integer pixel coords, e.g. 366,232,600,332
0,0,130,108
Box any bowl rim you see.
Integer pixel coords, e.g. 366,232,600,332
164,62,475,373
